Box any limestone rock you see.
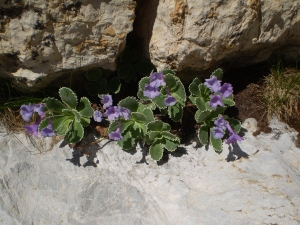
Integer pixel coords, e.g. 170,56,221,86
0,0,135,89
0,118,300,224
149,0,300,73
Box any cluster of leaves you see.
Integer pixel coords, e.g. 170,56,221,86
117,47,154,82
41,87,93,144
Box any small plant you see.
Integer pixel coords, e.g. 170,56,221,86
189,68,242,152
20,68,243,161
260,62,300,122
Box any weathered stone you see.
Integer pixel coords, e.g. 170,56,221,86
0,118,299,224
149,0,300,73
0,0,135,90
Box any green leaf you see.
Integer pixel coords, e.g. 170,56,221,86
198,124,209,145
86,68,103,83
43,97,65,113
131,112,146,122
161,131,179,141
148,121,164,131
56,118,72,135
149,131,162,140
117,132,135,150
38,118,50,132
52,116,69,131
142,108,155,123
164,74,177,90
62,109,74,117
150,141,164,161
206,106,226,121
171,80,186,102
138,77,150,91
133,61,154,75
210,128,223,152
162,123,171,131
64,120,84,144
80,117,90,127
222,98,235,107
152,94,167,109
164,139,179,152
196,110,211,123
227,118,242,134
199,84,211,100
72,109,82,122
212,68,223,80
78,97,93,118
168,102,183,122
59,87,77,109
118,97,139,112
189,78,201,96
195,98,206,111
108,119,133,134
108,77,121,94
162,69,175,76
189,96,197,105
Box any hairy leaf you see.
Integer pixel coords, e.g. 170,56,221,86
59,87,78,109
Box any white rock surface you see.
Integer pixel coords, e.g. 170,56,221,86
149,0,300,71
0,0,135,87
0,118,299,225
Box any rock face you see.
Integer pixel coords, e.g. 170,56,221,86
0,118,300,224
0,0,135,89
148,0,300,72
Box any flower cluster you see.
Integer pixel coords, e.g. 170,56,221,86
93,94,131,141
212,115,243,144
204,76,233,110
20,103,55,138
143,72,176,106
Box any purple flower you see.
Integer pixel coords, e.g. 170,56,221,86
93,110,103,122
150,72,166,88
214,115,227,130
40,122,55,137
209,95,224,110
219,83,233,98
23,118,42,138
20,104,35,122
33,104,45,117
109,127,123,141
164,95,176,106
105,106,120,121
204,76,221,93
144,84,160,99
212,126,224,139
225,122,244,144
119,106,131,120
101,95,113,109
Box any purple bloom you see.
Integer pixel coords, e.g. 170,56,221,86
214,115,227,130
209,95,224,110
164,95,176,106
212,126,224,139
150,72,166,88
33,104,45,117
119,106,130,120
101,95,113,109
144,84,160,99
93,110,103,122
40,122,55,137
20,104,35,122
204,76,221,93
105,106,120,121
109,127,123,141
225,122,244,144
23,118,42,138
219,83,233,98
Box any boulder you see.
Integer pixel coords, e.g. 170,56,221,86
0,117,300,224
0,0,135,90
148,0,300,73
